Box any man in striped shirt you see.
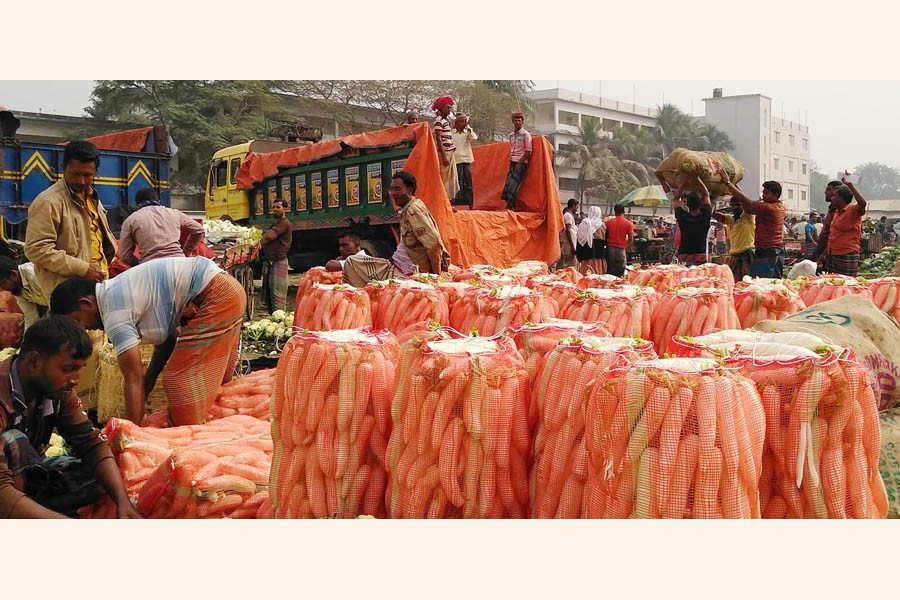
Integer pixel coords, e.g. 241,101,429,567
432,95,459,202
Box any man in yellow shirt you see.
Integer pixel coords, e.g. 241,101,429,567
714,196,755,281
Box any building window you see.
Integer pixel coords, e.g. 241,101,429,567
801,163,807,175
559,177,579,191
773,158,780,170
802,138,808,150
788,189,794,200
789,135,795,146
774,131,780,143
788,160,794,173
801,190,807,202
558,143,578,154
558,110,579,126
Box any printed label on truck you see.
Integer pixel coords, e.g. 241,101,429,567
346,166,360,207
391,159,406,176
267,180,278,214
295,174,307,211
367,163,382,203
254,190,265,216
311,172,323,209
327,169,340,208
281,177,292,209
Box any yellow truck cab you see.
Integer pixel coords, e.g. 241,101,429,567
206,140,307,222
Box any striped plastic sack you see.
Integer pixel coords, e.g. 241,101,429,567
294,283,372,331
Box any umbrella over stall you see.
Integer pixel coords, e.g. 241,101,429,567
618,185,671,208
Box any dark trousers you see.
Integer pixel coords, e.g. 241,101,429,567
501,161,527,209
453,162,473,206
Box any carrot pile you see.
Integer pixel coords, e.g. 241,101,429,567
685,263,736,289
547,266,583,285
650,287,740,355
293,266,343,314
509,318,610,384
293,283,372,331
386,334,532,518
366,279,449,334
531,338,658,518
732,280,807,328
576,273,626,290
797,275,873,308
530,280,580,316
582,358,766,518
207,368,275,421
868,277,900,322
626,264,690,289
438,281,475,319
449,285,556,336
559,286,653,339
270,328,399,518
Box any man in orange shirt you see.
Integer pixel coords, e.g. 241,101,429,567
718,169,786,278
825,177,867,276
605,204,635,277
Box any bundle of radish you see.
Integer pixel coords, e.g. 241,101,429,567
797,275,872,308
582,358,766,518
559,286,653,339
293,267,343,314
650,287,740,355
438,281,475,318
677,276,732,292
549,266,583,285
742,276,797,290
207,368,275,421
477,273,518,289
450,264,501,283
450,285,556,336
685,263,735,289
626,264,690,290
530,280,580,316
725,343,887,518
395,320,454,347
509,318,610,384
868,277,900,321
576,273,626,290
385,334,532,518
270,328,399,518
531,337,659,518
732,280,807,328
366,279,449,334
669,330,846,361
293,283,372,331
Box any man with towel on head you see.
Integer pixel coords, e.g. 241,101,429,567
432,95,459,202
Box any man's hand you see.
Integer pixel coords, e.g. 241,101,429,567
85,263,107,283
716,168,732,186
116,499,143,519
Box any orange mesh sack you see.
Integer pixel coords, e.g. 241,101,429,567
733,280,807,328
0,313,22,348
367,279,449,334
450,264,500,283
510,318,610,384
270,329,399,518
438,281,475,322
650,287,740,355
576,273,627,290
206,368,274,421
549,266,583,285
500,260,551,285
727,344,887,518
582,358,765,518
626,264,690,290
677,276,732,292
797,275,872,308
294,267,343,314
559,286,653,339
531,280,580,316
385,334,532,518
449,285,556,336
685,263,736,290
395,320,454,347
868,277,900,321
531,337,658,518
294,283,372,331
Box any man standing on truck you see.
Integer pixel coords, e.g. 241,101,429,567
501,112,532,210
117,188,205,266
342,171,449,287
259,198,292,314
451,113,478,209
432,96,459,203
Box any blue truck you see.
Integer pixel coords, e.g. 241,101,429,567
0,108,172,244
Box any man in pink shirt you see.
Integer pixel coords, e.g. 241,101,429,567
501,111,532,210
604,204,635,277
118,189,205,266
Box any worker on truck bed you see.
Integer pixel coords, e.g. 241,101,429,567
50,256,246,427
259,198,292,314
501,111,532,210
342,171,449,287
117,188,205,266
432,96,460,203
0,315,140,518
325,232,368,272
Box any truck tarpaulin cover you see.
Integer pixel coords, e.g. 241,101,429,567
237,123,563,268
82,127,155,153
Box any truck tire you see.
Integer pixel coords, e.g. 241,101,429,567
289,251,332,273
360,239,396,259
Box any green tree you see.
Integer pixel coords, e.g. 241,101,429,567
653,103,732,153
809,162,831,212
852,162,900,199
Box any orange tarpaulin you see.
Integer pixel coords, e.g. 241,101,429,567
237,139,343,190
83,127,154,152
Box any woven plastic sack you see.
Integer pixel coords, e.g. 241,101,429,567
559,286,653,339
582,358,765,518
270,328,399,518
509,318,610,383
531,280,580,316
366,279,449,334
733,280,807,328
386,334,531,518
656,148,744,197
96,343,169,422
650,287,740,355
531,338,658,518
877,407,900,518
293,267,343,314
449,285,556,336
668,330,839,361
728,347,887,518
294,283,372,331
626,264,691,290
869,277,900,322
797,275,872,308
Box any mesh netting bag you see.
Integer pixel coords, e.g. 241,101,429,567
386,334,532,518
530,280,580,316
559,286,653,339
294,283,372,331
868,277,900,321
733,280,807,328
685,263,736,289
575,273,626,290
293,267,344,314
726,344,887,518
626,264,691,290
677,276,732,292
582,358,765,518
797,275,872,308
531,338,658,518
668,330,835,361
366,279,449,334
650,287,740,355
270,328,399,518
449,285,556,336
450,264,500,283
500,260,551,284
509,318,610,383
549,266,583,285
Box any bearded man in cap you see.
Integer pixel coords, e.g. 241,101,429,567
432,95,459,202
501,111,532,210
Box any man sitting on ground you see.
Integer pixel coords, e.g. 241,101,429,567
325,232,368,272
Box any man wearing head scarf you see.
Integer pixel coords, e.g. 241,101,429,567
576,206,607,275
431,96,460,202
501,111,532,210
450,113,478,208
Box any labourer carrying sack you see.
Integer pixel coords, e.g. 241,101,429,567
49,256,246,426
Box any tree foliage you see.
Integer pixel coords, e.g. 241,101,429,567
852,162,900,200
809,162,832,212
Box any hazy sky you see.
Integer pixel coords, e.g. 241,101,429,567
1,79,894,177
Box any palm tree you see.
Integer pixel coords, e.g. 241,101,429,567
654,103,733,152
606,125,665,186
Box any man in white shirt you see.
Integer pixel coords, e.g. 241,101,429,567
450,113,478,209
555,198,579,268
325,232,368,272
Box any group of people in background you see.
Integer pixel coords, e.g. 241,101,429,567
554,198,635,278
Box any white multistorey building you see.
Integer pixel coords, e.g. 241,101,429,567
527,88,658,210
702,90,811,215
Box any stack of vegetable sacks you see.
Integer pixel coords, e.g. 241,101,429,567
449,285,555,336
559,286,652,339
582,358,766,518
576,273,626,290
650,287,740,355
684,263,735,289
626,265,690,290
529,280,580,316
868,277,900,322
797,275,872,308
270,329,399,518
366,279,449,335
530,337,658,518
293,267,343,313
294,283,372,331
386,334,531,518
732,279,807,328
509,318,610,384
